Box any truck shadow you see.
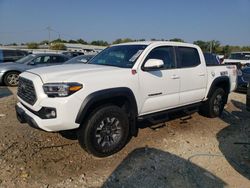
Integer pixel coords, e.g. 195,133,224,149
0,86,13,98
102,147,226,188
217,99,250,180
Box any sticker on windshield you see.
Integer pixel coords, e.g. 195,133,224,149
129,50,143,62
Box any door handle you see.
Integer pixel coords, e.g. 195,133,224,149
198,73,205,76
171,75,180,79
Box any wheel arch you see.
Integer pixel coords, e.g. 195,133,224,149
206,76,230,100
75,87,138,136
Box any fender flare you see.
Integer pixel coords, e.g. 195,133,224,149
75,87,138,130
206,76,230,99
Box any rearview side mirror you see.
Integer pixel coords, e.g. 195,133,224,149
143,59,164,71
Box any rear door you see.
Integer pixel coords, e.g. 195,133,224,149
176,47,207,105
139,46,180,115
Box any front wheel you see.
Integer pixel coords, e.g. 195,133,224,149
199,88,227,118
77,105,130,157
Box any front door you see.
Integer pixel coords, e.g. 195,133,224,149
139,46,180,115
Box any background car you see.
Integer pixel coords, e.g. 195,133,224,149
62,51,85,58
236,67,250,92
223,52,250,66
203,52,221,65
0,53,69,86
247,83,250,111
0,49,29,63
64,55,94,64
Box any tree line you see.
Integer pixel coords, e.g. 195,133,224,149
4,38,250,56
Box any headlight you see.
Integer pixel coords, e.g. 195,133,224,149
43,82,83,97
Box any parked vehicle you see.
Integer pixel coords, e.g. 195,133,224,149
62,51,85,58
203,52,220,65
64,55,94,64
0,49,29,63
236,67,250,92
16,41,237,157
247,83,250,111
0,53,69,86
223,52,250,66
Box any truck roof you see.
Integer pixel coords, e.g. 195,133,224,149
112,41,198,48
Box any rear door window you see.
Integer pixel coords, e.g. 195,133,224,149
50,56,67,63
33,56,51,64
177,47,201,68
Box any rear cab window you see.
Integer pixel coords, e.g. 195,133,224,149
177,47,201,68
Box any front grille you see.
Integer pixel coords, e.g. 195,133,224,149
17,77,37,105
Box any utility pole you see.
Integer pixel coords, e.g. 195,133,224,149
46,26,52,42
210,41,213,53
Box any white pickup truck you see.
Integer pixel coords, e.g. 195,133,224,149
223,51,250,67
16,41,237,157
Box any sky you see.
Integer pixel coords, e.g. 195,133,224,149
0,0,250,46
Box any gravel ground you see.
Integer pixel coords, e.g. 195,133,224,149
0,86,249,188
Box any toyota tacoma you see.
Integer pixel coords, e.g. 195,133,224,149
16,41,237,157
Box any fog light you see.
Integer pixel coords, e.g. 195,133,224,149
45,110,56,119
37,107,57,119
44,108,57,119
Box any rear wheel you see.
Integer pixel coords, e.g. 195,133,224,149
199,88,227,118
4,71,20,86
77,105,129,157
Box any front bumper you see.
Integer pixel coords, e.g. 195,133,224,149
16,104,40,130
15,102,80,132
16,72,83,132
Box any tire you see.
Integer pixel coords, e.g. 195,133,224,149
4,71,20,87
77,105,130,157
199,88,227,118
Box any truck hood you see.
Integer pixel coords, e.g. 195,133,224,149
27,64,121,83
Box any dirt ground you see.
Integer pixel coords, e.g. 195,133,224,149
0,86,249,188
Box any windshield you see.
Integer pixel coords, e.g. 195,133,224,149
65,55,94,64
88,45,147,68
229,53,250,60
15,54,35,63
